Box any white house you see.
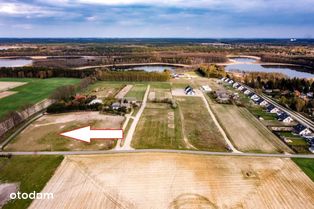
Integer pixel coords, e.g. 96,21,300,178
228,80,234,84
270,107,280,114
233,82,239,88
238,86,245,91
309,146,314,154
259,100,269,106
225,78,230,82
251,94,259,100
185,86,196,96
244,90,251,95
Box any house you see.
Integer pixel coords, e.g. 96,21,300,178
111,102,121,110
278,112,293,123
294,124,312,136
221,77,226,81
185,86,195,96
225,78,230,82
233,83,240,88
88,99,103,105
251,94,259,100
201,85,212,92
228,80,234,84
248,92,255,97
241,88,247,92
255,98,264,105
307,92,313,98
238,86,244,91
252,95,260,102
259,100,269,106
309,146,314,154
266,104,280,114
244,90,251,95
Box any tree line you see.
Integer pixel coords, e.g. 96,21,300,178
96,70,170,82
197,64,227,78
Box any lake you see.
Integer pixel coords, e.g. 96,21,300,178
0,59,33,67
122,65,176,72
226,58,314,79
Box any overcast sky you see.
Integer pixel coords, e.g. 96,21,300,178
0,0,313,38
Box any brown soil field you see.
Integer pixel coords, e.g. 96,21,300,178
29,153,314,209
0,91,16,99
211,104,292,153
0,81,27,91
5,112,124,151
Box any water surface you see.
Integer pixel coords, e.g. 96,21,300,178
0,59,33,67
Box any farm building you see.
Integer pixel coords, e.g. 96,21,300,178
294,124,312,136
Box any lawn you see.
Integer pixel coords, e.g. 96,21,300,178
176,97,226,151
292,158,314,182
125,84,147,101
0,78,80,119
132,103,184,149
0,155,63,209
248,106,277,120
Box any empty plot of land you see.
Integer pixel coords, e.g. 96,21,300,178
0,81,26,91
5,112,124,151
176,97,226,151
132,103,184,149
29,153,314,209
211,104,290,153
125,84,147,101
85,82,124,98
148,88,172,101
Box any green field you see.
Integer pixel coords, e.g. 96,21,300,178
132,103,184,149
0,78,80,118
177,97,226,151
248,106,277,120
125,84,147,101
293,158,314,182
0,155,63,209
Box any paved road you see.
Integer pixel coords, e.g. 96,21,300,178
1,149,314,158
242,84,314,131
116,85,150,150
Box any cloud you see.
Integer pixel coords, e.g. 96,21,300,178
0,1,61,17
12,24,33,29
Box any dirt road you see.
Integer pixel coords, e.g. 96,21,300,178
117,85,150,150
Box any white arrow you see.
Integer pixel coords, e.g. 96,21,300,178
60,126,123,143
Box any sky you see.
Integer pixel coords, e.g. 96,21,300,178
0,0,314,38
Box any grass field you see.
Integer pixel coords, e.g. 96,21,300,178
293,158,314,181
211,104,288,153
84,81,124,98
5,112,124,151
29,154,314,209
0,155,63,209
0,78,80,119
248,105,277,120
125,84,147,101
132,103,184,149
176,97,226,151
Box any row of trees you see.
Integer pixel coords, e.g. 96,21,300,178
96,70,170,81
243,73,314,93
197,64,227,78
0,66,96,78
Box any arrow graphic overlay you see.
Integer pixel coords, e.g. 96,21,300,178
60,126,123,143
